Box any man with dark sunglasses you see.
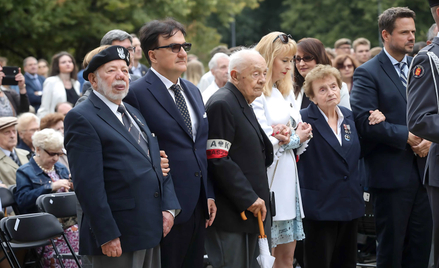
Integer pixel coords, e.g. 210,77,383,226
124,18,216,268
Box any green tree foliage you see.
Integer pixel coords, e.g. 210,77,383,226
0,0,260,67
280,0,432,48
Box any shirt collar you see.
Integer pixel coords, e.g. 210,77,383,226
92,90,122,114
25,72,38,79
383,47,408,66
317,105,344,125
0,147,12,157
150,67,182,91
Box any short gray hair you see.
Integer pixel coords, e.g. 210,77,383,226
208,53,230,70
23,57,37,68
228,48,262,75
101,30,133,46
17,113,39,132
427,23,438,42
32,128,64,151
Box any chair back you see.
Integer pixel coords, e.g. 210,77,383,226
36,192,77,218
1,213,63,243
0,187,16,208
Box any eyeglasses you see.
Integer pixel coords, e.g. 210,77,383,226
341,64,354,70
294,55,315,64
126,46,136,53
43,149,64,157
273,34,293,44
152,43,192,53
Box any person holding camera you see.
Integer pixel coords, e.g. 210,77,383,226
0,65,30,117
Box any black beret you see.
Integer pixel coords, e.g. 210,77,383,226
429,0,439,7
83,45,130,81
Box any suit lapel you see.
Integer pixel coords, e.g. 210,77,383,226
227,83,264,144
340,113,354,158
379,51,409,102
308,103,346,160
144,72,193,139
89,92,150,160
0,150,18,169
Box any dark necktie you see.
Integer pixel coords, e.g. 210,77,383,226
117,105,150,158
398,62,407,88
170,84,193,137
9,152,20,166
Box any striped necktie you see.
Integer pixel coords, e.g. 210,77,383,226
9,151,20,166
398,62,407,88
117,105,150,158
170,84,193,137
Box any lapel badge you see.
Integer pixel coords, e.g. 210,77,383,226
344,134,351,142
343,124,351,134
413,65,424,79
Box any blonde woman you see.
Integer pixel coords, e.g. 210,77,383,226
253,32,312,268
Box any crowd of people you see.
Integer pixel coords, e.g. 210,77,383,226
2,1,439,268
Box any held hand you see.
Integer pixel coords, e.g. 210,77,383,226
272,124,290,145
101,238,122,257
295,122,313,143
51,179,71,192
412,139,432,158
160,150,170,177
16,68,26,93
407,132,422,147
368,110,386,125
205,199,217,228
162,211,174,237
247,197,266,221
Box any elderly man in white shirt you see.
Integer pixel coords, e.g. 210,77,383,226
202,53,229,104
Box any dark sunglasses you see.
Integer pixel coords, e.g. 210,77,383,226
273,34,293,44
44,149,64,157
152,43,192,53
293,55,315,64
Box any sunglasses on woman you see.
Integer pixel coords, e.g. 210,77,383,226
152,43,192,53
44,149,65,157
273,34,293,44
293,55,315,64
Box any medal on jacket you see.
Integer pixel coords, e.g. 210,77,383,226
343,124,351,141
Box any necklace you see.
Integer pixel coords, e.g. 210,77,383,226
34,157,55,173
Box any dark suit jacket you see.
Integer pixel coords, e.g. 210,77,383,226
351,50,425,189
130,63,149,77
298,103,364,221
124,70,213,224
205,82,273,234
64,91,180,255
407,37,439,187
24,73,45,111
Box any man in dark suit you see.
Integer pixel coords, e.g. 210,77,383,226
351,7,432,268
204,49,273,268
64,45,180,268
123,19,216,268
407,1,439,266
23,56,45,111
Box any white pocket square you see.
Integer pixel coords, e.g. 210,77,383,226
203,113,207,118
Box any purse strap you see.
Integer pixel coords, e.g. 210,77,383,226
269,160,280,190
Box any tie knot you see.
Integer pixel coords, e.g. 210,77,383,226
171,84,181,93
399,62,406,70
117,105,127,115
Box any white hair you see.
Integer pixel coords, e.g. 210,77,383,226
16,113,39,132
228,48,262,75
32,128,64,151
208,53,230,70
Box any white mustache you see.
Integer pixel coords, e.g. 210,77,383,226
112,81,127,87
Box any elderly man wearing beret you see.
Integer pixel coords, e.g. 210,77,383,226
64,45,180,268
0,117,29,186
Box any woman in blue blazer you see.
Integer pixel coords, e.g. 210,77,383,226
297,65,384,268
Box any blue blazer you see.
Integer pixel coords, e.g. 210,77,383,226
64,91,180,255
124,70,213,224
298,103,364,221
24,73,45,111
15,158,69,214
350,50,425,189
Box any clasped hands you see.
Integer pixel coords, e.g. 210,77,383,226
408,132,431,157
272,122,313,145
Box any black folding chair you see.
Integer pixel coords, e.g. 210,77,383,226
1,213,81,268
36,192,77,218
0,187,19,216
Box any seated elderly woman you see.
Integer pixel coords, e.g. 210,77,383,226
297,65,384,268
15,128,78,268
16,113,40,157
40,113,69,171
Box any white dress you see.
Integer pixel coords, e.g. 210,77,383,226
252,87,307,247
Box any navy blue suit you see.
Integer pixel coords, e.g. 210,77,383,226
298,103,363,268
351,50,432,268
124,70,213,268
64,91,180,256
24,72,45,111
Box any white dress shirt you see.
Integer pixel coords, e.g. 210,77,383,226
318,106,345,145
383,47,409,77
151,67,198,141
202,81,220,104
